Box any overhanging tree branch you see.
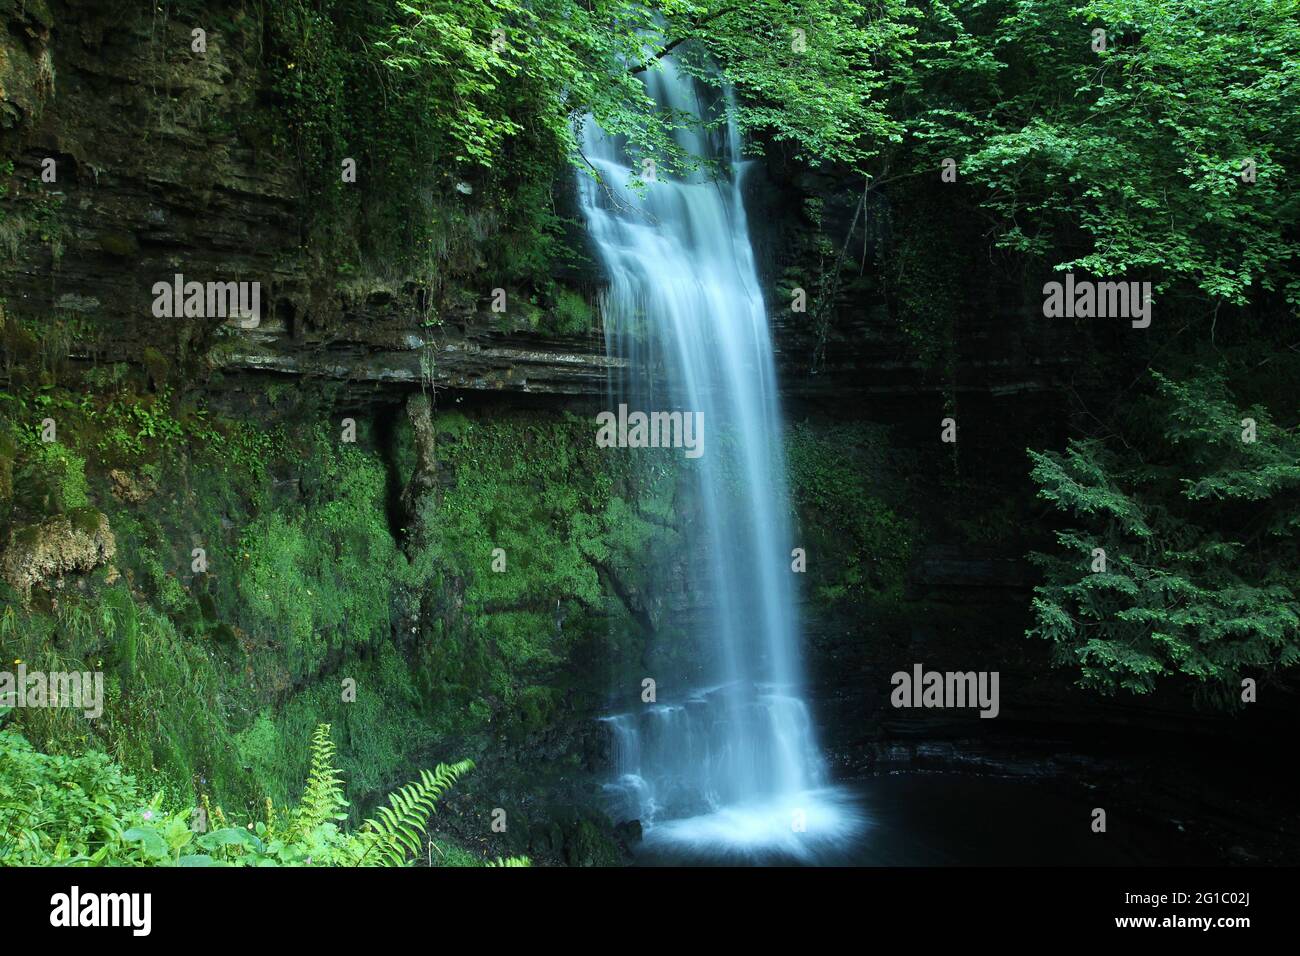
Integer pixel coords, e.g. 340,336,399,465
629,8,741,74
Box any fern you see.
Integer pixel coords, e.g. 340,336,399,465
353,760,474,866
2,721,484,866
294,724,348,835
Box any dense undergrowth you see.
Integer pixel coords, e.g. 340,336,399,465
0,375,432,815
0,362,659,860
0,717,523,866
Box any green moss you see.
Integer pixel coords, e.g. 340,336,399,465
517,685,558,734
97,230,139,258
3,585,243,811
101,585,139,678
565,818,622,867
0,317,41,381
0,388,414,815
266,643,436,814
234,713,280,791
142,347,169,389
786,421,913,607
14,442,89,515
0,428,15,513
0,381,682,827
413,409,679,730
544,287,594,336
428,838,484,866
235,436,404,681
68,505,103,535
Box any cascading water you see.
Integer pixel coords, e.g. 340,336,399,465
578,58,863,860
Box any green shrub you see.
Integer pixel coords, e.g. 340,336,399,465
0,718,141,865
1029,372,1300,704
546,288,594,336
0,719,511,867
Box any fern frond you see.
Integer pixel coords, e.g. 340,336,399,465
488,855,532,867
354,758,473,866
294,724,348,835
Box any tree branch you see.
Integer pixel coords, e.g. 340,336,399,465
629,8,741,74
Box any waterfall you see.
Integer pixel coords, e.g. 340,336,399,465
578,58,862,859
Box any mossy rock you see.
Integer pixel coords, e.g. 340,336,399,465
107,468,157,504
14,443,90,515
564,818,623,867
1,323,41,383
0,429,15,506
0,509,115,600
517,685,557,735
97,230,139,258
68,505,103,535
528,820,563,856
142,347,169,389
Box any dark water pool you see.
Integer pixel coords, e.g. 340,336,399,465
634,773,1207,866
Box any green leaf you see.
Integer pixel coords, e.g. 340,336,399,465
122,827,168,859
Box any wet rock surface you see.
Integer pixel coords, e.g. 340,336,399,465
1,506,114,600
0,2,618,403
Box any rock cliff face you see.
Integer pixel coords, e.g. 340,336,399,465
1,0,618,401
742,158,1085,411
2,507,114,600
1,2,1079,656
1,2,1067,699
1,0,1068,706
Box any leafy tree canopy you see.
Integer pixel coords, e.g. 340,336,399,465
274,1,1300,304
